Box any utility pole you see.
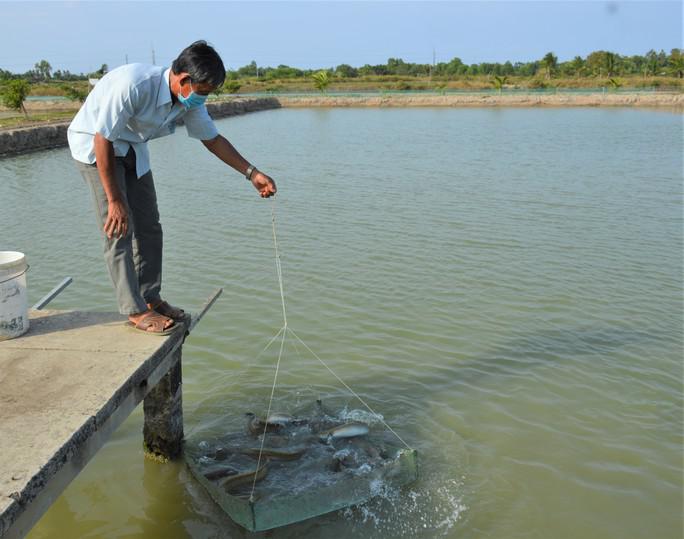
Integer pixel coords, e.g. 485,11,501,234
125,54,129,65
151,45,156,66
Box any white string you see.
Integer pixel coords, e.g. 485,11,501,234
250,198,289,501
249,324,286,501
288,327,413,451
248,198,413,500
184,325,286,439
271,200,287,328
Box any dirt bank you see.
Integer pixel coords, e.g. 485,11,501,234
277,92,684,108
2,92,680,157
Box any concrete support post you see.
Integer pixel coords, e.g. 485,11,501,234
143,346,183,460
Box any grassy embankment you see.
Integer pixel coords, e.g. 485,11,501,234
1,75,682,129
27,74,684,95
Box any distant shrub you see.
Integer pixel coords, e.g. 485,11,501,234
223,80,241,94
61,84,88,102
528,79,549,89
311,71,330,93
0,79,30,117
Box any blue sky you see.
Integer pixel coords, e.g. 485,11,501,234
0,1,681,74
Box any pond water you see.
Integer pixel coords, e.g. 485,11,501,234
1,107,682,538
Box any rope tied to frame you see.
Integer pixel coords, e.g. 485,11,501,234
249,198,413,502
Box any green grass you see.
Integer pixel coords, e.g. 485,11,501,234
21,75,684,99
0,110,75,129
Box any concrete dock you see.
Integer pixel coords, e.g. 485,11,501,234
0,290,221,539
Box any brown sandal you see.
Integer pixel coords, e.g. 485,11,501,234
148,300,190,323
125,310,179,336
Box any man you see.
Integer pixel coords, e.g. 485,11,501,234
68,41,276,334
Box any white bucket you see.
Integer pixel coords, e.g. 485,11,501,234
0,251,29,341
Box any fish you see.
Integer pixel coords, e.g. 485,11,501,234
350,437,381,459
245,413,282,435
213,447,229,461
265,412,295,425
245,412,308,435
240,447,307,461
219,461,269,492
318,422,370,442
330,448,357,472
204,467,239,481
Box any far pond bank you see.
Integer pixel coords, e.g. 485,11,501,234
276,91,684,108
1,92,681,156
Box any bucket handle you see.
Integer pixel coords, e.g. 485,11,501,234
0,264,30,285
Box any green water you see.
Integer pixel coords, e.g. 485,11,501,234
1,107,682,538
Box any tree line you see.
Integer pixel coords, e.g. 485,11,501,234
1,49,682,84
0,62,108,83
233,49,683,80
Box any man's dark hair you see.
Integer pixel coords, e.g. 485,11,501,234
172,40,225,87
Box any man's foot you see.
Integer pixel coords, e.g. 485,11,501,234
126,309,178,335
147,299,189,323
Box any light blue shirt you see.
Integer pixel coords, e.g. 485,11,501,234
68,63,219,178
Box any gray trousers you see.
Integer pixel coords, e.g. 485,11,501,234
76,149,163,315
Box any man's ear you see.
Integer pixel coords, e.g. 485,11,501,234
176,72,191,86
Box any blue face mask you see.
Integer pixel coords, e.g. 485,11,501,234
178,79,208,109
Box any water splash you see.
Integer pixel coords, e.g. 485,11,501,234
342,475,467,537
338,406,385,425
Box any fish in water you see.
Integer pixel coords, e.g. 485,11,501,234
219,461,269,492
318,422,370,442
241,446,307,461
214,447,229,461
330,447,358,472
349,437,381,459
265,412,295,425
245,413,282,435
204,467,239,481
245,412,308,435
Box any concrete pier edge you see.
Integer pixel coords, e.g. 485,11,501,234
0,288,223,539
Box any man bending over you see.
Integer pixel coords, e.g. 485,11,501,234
68,40,276,334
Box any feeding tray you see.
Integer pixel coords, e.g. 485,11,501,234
184,414,418,531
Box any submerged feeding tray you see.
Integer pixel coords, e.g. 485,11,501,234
184,402,418,531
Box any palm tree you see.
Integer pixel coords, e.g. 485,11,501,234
541,52,558,79
571,56,585,79
669,49,684,78
311,70,330,94
491,75,508,94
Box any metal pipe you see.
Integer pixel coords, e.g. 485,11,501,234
32,277,73,310
188,287,223,332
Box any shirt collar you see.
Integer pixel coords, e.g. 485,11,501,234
157,68,173,108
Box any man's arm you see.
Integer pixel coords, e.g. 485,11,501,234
202,135,277,198
94,133,128,239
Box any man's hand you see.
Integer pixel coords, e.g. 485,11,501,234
251,171,277,198
104,199,128,239
201,135,278,197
